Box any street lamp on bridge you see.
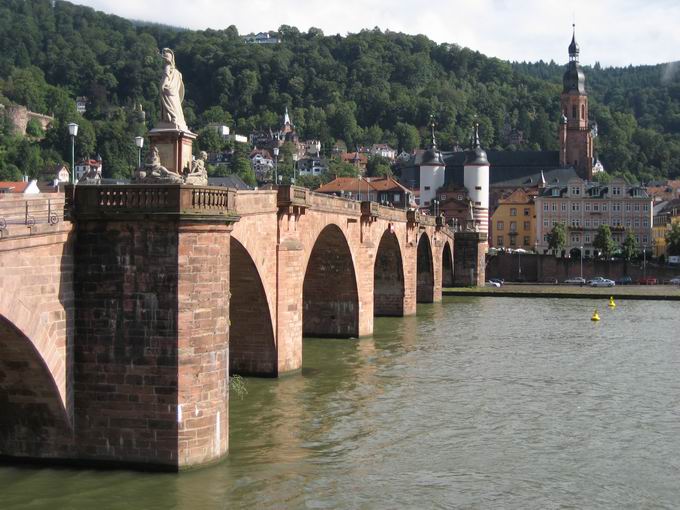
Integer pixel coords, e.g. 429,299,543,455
135,136,144,170
67,122,79,184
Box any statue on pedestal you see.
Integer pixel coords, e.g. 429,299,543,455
159,48,188,132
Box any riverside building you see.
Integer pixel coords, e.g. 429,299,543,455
535,177,653,257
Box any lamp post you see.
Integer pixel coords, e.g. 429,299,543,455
518,250,522,281
580,245,583,280
273,147,279,184
643,245,647,279
135,136,144,170
67,122,79,184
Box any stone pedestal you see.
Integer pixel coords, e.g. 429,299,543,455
148,128,197,175
453,231,487,287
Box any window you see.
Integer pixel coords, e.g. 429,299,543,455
634,218,640,227
424,186,430,191
634,204,640,212
612,203,621,212
585,235,591,243
510,221,517,232
571,186,581,196
523,221,530,231
543,219,549,228
602,204,608,212
572,105,577,119
643,204,649,212
643,218,649,227
552,203,557,211
561,203,567,212
475,201,481,206
581,104,585,119
571,218,580,227
643,236,648,244
571,234,580,243
552,219,558,226
394,193,401,202
626,219,632,227
523,236,530,246
497,236,504,246
543,203,549,211
585,219,591,228
593,219,600,227
510,237,516,246
497,221,504,231
510,208,517,216
612,186,621,196
625,203,631,212
593,204,599,212
552,188,560,197
572,203,580,212
524,208,530,216
475,186,482,190
440,194,446,200
457,194,463,200
585,203,591,211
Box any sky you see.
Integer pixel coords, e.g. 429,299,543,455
73,0,680,67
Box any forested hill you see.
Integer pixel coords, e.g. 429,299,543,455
1,0,679,183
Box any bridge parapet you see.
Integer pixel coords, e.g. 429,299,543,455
234,190,278,215
66,184,238,221
0,195,67,240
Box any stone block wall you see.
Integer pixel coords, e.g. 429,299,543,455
453,232,487,287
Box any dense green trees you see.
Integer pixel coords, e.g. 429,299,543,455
593,225,616,259
547,223,567,255
0,0,678,182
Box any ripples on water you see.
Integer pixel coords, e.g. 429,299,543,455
2,297,679,509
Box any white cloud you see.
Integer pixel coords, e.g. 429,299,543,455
74,0,680,66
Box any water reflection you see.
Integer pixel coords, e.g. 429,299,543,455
2,297,680,509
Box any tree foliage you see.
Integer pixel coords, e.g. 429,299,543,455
621,229,638,260
547,223,567,255
666,222,680,256
593,225,616,259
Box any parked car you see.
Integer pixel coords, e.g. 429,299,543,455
616,276,633,285
589,277,615,287
669,276,680,285
564,277,586,285
638,277,657,285
488,278,504,286
485,280,501,288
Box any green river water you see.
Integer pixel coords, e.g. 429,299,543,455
1,297,679,509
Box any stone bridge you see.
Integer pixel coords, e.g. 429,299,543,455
0,186,485,471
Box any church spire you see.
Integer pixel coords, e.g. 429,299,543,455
568,24,580,62
428,114,437,150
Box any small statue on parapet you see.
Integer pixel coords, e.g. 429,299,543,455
133,145,183,183
184,151,208,186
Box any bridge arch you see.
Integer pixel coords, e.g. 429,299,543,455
229,237,276,376
303,224,359,337
0,315,71,457
374,229,405,316
442,241,454,288
416,232,435,303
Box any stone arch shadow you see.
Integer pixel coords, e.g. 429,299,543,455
302,224,359,338
442,241,454,288
229,237,277,376
417,232,435,303
374,228,405,316
0,314,72,458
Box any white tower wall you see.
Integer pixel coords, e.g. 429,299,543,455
464,163,490,234
419,164,446,207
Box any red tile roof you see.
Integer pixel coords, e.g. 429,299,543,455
0,181,29,193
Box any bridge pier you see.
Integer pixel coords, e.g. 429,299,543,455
69,185,237,470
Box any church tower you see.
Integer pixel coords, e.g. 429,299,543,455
418,116,446,208
559,25,594,180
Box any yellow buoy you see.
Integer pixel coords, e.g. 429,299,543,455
591,310,600,321
608,296,616,308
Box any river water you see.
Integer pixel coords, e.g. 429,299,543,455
2,297,680,509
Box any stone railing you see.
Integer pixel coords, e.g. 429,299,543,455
66,184,238,221
277,185,361,215
0,195,66,239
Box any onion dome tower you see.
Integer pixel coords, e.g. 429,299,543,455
418,115,446,208
463,123,489,236
559,25,594,180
